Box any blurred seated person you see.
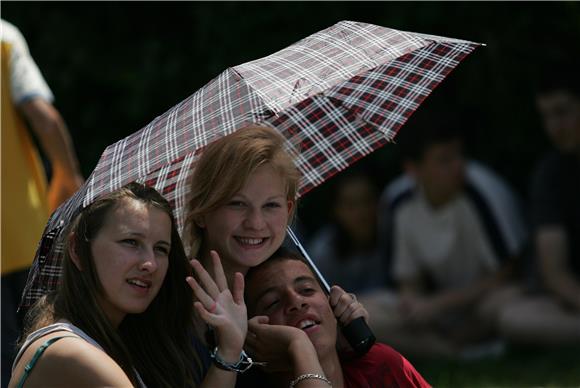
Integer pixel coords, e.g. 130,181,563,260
498,61,580,345
359,115,527,358
240,247,430,388
308,166,392,294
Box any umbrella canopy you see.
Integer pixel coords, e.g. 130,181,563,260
21,20,481,308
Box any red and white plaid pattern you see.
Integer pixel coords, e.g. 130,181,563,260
20,20,480,308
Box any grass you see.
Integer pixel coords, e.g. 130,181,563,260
411,345,580,387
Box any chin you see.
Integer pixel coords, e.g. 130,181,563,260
240,255,269,269
236,248,272,267
128,302,155,315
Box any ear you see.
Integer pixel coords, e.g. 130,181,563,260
68,233,83,271
287,199,295,217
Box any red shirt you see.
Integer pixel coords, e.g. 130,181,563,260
342,343,430,388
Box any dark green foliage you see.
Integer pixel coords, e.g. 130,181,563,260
413,345,580,387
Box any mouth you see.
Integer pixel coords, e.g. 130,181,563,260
295,318,321,332
234,237,269,247
127,279,151,289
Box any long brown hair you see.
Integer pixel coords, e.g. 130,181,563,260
23,182,201,386
185,125,300,259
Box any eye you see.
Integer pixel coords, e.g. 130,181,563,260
227,200,246,208
259,296,279,312
265,299,279,311
154,245,170,256
264,201,282,209
300,287,316,295
121,239,138,247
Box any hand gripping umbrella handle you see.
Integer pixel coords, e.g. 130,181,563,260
286,227,376,356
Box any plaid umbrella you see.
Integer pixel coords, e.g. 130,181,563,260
21,20,481,309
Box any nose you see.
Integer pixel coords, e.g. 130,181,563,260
243,207,266,230
139,247,159,273
285,291,308,314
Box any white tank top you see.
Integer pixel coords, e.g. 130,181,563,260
13,321,146,387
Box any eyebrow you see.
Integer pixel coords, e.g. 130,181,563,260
122,231,171,247
253,275,317,305
232,193,286,202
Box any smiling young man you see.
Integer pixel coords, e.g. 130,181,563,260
241,247,430,388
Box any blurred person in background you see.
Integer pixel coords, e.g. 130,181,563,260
1,19,84,386
498,61,580,345
308,165,392,294
359,115,527,358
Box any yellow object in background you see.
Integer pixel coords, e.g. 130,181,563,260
1,41,49,275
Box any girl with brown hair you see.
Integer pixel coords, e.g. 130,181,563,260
10,182,247,387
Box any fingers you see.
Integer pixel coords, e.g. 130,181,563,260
186,275,216,310
329,285,345,307
246,316,268,355
194,301,219,326
210,250,229,292
248,316,269,335
245,327,258,350
330,286,368,324
330,286,355,315
189,259,220,298
232,272,245,305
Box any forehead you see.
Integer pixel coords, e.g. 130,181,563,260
537,90,580,109
337,177,374,197
422,139,462,161
101,198,168,231
247,259,315,293
243,164,286,189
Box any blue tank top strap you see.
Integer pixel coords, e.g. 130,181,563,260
16,335,78,388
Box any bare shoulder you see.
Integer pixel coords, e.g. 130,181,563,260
10,332,133,387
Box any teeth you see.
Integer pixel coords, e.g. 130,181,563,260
298,319,316,330
237,238,264,246
128,279,148,288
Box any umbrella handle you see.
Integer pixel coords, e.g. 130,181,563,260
286,227,376,356
340,317,376,356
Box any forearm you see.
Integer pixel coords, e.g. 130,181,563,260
288,339,329,387
548,276,580,309
430,268,509,313
19,98,82,177
199,332,245,387
537,227,580,309
199,365,238,388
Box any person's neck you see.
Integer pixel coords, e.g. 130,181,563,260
421,185,455,209
320,350,345,388
350,229,375,251
199,247,249,289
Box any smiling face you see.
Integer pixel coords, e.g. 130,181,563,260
246,258,337,357
88,198,171,327
199,164,293,274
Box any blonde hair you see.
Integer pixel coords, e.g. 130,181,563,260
185,125,300,258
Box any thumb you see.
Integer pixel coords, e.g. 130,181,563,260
329,285,345,307
248,315,270,330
